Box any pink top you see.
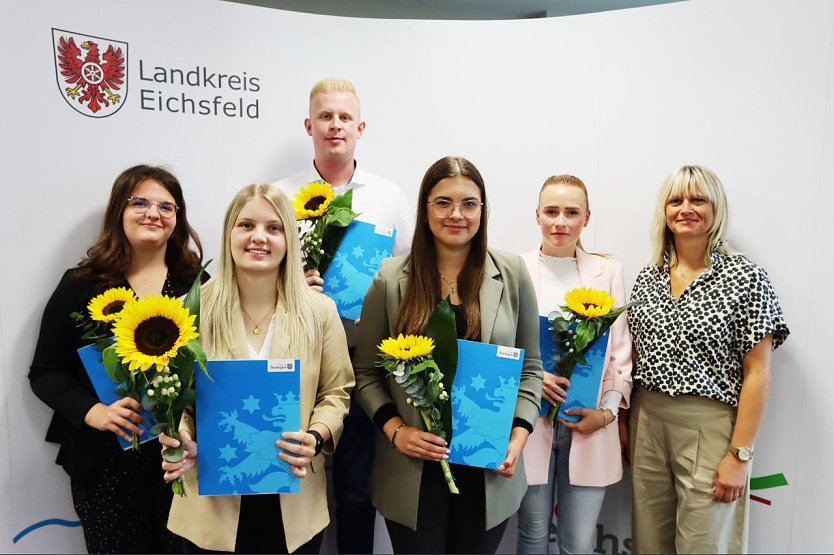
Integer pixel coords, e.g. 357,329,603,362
522,248,633,487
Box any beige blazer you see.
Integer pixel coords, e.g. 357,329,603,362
353,248,543,531
167,293,353,553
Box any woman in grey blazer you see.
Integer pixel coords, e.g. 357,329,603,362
353,156,543,554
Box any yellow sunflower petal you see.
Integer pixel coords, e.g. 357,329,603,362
377,334,435,361
564,287,615,319
291,180,335,220
87,287,137,323
112,295,198,372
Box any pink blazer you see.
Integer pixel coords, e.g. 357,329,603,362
521,248,633,487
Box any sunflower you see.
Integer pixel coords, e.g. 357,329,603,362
378,334,435,361
87,287,136,323
112,295,198,372
292,180,335,220
564,287,615,319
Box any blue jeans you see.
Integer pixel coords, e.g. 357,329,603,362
517,423,606,554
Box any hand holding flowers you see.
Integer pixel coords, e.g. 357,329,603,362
546,287,639,423
377,334,459,494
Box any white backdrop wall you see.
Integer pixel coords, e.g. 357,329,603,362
1,0,831,552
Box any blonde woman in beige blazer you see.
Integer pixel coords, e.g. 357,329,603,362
160,184,353,554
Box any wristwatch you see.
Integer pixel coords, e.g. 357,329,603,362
729,445,753,462
308,429,324,456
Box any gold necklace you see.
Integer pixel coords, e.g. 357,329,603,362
675,265,705,279
240,305,274,335
439,273,457,296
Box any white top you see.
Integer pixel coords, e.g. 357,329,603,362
538,252,622,415
274,162,415,256
246,315,276,359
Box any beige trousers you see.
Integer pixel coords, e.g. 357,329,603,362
630,387,749,554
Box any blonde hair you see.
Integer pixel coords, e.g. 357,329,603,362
200,184,320,358
650,165,737,268
309,77,360,107
539,174,590,251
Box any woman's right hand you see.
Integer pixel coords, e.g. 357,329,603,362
393,426,450,461
83,398,145,442
160,430,197,482
541,371,569,406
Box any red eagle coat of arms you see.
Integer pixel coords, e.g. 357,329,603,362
52,29,127,117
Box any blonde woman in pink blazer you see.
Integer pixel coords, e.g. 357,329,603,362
516,175,633,554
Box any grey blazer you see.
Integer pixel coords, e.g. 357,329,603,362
353,248,543,530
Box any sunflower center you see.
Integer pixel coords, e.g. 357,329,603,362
102,300,126,316
134,316,180,356
304,196,327,211
583,303,601,310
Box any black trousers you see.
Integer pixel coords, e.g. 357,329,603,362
384,461,509,554
332,392,377,553
70,438,181,554
181,494,323,554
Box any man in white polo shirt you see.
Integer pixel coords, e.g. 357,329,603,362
274,77,413,554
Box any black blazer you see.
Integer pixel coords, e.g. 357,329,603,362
28,268,199,483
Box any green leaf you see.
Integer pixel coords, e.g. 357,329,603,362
183,259,212,331
172,388,197,413
102,346,119,382
142,392,157,411
162,444,185,463
188,340,209,376
574,322,595,352
324,206,360,227
114,387,128,397
329,187,354,209
149,422,169,435
424,297,458,440
113,366,129,386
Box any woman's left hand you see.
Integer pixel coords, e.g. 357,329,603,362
559,408,610,435
713,452,748,503
276,430,317,479
496,427,529,478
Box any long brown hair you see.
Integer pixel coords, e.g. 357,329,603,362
75,165,203,289
394,156,488,339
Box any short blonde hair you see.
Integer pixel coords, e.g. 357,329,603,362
309,77,360,107
650,165,737,268
200,184,319,358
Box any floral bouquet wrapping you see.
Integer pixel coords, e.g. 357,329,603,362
377,333,459,494
291,180,359,274
546,287,638,423
72,268,209,496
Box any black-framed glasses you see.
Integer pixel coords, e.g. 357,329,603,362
428,199,483,219
125,196,179,219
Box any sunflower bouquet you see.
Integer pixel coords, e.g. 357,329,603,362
545,287,638,423
291,180,359,274
377,333,459,494
106,276,208,496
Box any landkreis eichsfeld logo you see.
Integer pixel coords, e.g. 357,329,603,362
52,29,127,117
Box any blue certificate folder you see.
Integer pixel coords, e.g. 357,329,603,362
196,359,301,496
77,343,156,450
448,340,523,469
322,220,396,320
538,315,610,422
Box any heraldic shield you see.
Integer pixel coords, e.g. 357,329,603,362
53,29,128,118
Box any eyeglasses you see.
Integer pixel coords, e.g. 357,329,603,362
428,199,483,219
125,196,179,219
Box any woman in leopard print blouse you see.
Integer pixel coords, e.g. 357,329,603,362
626,165,789,554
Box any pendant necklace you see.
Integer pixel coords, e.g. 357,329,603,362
439,273,457,296
241,305,274,335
